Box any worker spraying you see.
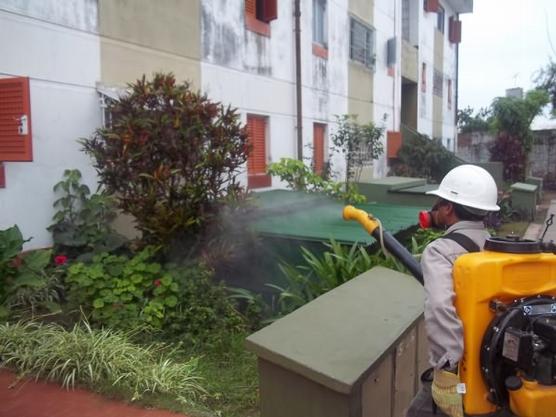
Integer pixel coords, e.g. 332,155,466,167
345,165,556,417
407,165,500,417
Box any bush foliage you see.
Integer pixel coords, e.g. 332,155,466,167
390,133,458,183
82,73,249,246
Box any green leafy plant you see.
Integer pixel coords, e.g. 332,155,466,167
267,158,366,203
48,169,126,259
66,247,179,329
330,114,385,185
489,90,549,181
390,132,458,183
0,226,62,319
164,263,245,349
82,73,249,246
457,106,491,133
0,320,204,404
267,239,402,318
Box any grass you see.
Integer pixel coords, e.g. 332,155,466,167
118,331,259,417
0,321,205,405
179,333,260,417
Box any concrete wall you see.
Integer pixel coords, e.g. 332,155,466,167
417,0,459,150
0,3,101,249
529,129,556,188
456,131,495,163
99,0,201,88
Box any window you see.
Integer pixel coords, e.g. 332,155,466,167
247,114,271,189
402,0,410,41
313,0,327,47
0,77,33,162
433,69,443,97
245,0,277,37
350,18,375,69
437,5,445,34
313,123,326,175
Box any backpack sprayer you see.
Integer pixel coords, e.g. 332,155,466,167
344,206,556,417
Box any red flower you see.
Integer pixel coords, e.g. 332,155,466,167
153,279,162,287
54,255,68,266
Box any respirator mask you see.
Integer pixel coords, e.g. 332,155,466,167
418,201,444,229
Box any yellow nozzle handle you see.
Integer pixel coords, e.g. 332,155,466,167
343,205,380,235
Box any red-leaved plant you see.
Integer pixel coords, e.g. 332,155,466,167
82,73,250,246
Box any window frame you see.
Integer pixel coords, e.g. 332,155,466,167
349,17,376,70
436,5,445,34
313,0,328,48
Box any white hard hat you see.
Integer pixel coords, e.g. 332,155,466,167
426,165,500,212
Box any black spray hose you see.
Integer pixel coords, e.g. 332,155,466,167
343,205,423,285
372,229,423,285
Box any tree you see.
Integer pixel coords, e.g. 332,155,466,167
534,59,556,116
82,73,249,246
457,106,491,133
329,114,384,187
489,89,549,181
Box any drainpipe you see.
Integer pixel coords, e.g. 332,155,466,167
454,13,460,127
453,13,461,154
294,0,303,160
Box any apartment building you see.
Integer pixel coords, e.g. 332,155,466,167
0,0,472,248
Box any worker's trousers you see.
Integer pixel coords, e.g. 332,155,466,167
405,369,448,417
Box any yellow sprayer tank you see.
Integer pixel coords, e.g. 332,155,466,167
453,238,556,416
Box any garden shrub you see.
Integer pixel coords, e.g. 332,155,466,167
165,263,245,349
82,73,250,246
390,133,458,183
66,247,179,329
0,225,63,319
267,158,366,203
48,169,126,260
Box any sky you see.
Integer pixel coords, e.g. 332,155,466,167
458,0,556,112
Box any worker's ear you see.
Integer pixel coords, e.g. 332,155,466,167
445,202,456,216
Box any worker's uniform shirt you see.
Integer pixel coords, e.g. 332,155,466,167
421,220,490,369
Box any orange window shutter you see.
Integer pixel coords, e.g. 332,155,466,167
313,124,325,175
387,131,402,158
245,0,256,17
247,116,267,175
0,77,33,162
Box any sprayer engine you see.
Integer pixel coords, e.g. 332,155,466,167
481,296,556,405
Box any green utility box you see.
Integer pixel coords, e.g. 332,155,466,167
511,182,538,221
525,176,543,203
356,176,437,207
246,267,428,417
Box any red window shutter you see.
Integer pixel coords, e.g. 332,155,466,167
449,17,462,43
387,131,402,158
0,77,33,162
257,0,277,23
313,124,325,175
245,0,256,17
424,0,439,13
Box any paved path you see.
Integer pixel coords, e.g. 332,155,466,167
0,371,188,417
